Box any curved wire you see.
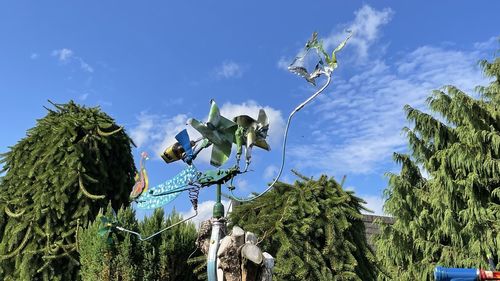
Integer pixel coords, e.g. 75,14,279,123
114,211,198,241
227,71,332,202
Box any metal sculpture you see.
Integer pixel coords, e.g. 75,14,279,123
435,266,500,280
129,152,149,200
189,100,238,167
98,31,351,281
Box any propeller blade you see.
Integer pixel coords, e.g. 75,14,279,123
210,141,232,167
175,129,193,158
207,100,221,127
257,109,268,127
189,118,224,145
254,139,270,151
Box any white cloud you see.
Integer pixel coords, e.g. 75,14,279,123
288,39,493,175
129,112,199,160
473,36,498,50
360,194,385,216
79,93,89,101
180,200,231,228
263,165,278,180
51,48,93,73
323,5,393,62
30,53,39,60
130,112,156,148
216,61,243,79
277,5,392,73
52,48,74,61
78,59,94,73
277,56,290,71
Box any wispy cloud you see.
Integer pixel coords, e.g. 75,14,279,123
51,48,94,73
277,56,290,71
322,5,393,63
216,61,243,79
288,40,493,175
283,6,494,176
79,93,89,101
360,194,385,215
30,53,39,60
277,4,392,72
263,165,278,180
180,200,231,228
52,48,74,61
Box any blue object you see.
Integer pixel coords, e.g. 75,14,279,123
175,129,194,161
136,165,199,209
435,266,479,281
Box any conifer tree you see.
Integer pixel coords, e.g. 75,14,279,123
229,171,380,281
375,55,500,280
0,101,136,280
79,207,198,281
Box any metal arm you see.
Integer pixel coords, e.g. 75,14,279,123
227,71,332,202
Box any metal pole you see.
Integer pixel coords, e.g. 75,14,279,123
208,183,225,281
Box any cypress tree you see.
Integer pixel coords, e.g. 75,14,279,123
375,55,500,280
79,207,198,281
0,101,135,280
229,171,380,281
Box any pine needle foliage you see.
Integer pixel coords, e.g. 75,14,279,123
375,55,500,280
0,101,136,280
79,207,199,281
229,171,380,281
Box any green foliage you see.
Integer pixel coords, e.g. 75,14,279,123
229,171,380,281
0,101,135,280
79,207,199,281
375,55,500,280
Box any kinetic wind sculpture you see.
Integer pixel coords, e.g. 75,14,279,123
98,31,352,281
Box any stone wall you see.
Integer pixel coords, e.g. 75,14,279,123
361,214,394,249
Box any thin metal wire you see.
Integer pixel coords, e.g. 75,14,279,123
228,71,332,202
114,211,198,241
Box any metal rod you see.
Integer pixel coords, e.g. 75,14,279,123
227,72,332,202
207,219,224,281
114,211,198,241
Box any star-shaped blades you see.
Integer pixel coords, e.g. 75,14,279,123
188,100,238,167
233,109,270,170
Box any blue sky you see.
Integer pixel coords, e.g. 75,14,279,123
1,1,498,224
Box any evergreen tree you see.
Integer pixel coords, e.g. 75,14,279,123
0,101,136,280
229,171,380,281
79,207,198,281
375,55,500,280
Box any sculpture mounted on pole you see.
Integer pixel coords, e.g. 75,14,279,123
97,31,352,281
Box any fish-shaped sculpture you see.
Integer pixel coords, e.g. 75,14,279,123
129,152,149,200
